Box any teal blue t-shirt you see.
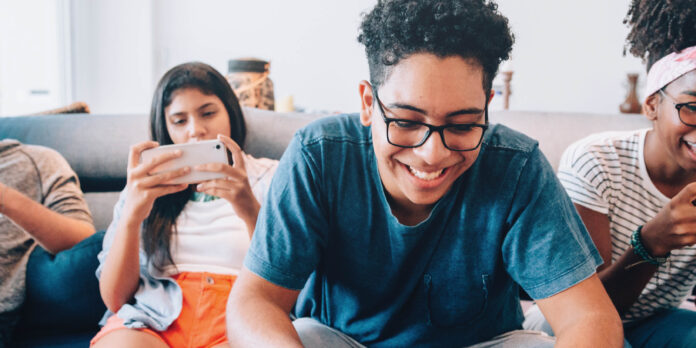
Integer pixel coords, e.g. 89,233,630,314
244,114,602,347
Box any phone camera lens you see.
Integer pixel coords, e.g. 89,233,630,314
216,144,221,149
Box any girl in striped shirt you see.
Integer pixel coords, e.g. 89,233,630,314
525,1,696,346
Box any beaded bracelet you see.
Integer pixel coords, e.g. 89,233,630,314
630,225,669,266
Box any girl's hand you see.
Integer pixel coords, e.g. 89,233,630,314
194,135,260,230
641,182,696,256
122,141,190,225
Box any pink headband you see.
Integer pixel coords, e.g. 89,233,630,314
645,45,696,101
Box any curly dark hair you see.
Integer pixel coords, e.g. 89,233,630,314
624,0,696,71
357,0,514,94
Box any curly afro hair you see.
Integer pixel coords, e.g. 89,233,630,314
357,0,514,94
624,0,696,71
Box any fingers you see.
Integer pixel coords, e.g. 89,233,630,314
193,163,247,181
677,182,696,206
155,183,189,196
218,134,246,171
195,177,252,199
134,149,184,178
196,178,241,192
140,165,191,187
128,141,159,169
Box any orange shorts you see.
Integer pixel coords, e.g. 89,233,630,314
91,272,236,347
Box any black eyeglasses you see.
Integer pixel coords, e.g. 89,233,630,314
659,89,696,127
373,88,488,151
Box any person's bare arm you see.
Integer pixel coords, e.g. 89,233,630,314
0,182,94,254
577,180,696,314
536,273,623,348
98,213,147,313
227,267,302,348
576,205,659,314
98,142,189,313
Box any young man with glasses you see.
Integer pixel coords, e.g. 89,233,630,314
525,1,696,346
227,0,622,347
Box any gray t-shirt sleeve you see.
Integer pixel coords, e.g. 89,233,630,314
0,143,92,318
29,145,93,225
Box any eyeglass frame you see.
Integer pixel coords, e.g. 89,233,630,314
659,89,696,127
372,87,489,151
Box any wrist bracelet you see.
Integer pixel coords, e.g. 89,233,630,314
630,225,669,266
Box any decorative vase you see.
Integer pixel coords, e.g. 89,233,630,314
227,58,275,111
619,73,641,114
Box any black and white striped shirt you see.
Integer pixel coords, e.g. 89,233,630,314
558,129,696,321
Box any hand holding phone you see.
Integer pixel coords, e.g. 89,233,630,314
140,139,231,185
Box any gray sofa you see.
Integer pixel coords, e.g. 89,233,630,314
0,107,652,347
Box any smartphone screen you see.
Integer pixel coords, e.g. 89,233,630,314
139,139,231,184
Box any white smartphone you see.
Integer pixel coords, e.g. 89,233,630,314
139,139,231,185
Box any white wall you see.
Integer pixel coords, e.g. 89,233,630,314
70,0,154,114
496,0,645,114
0,0,69,115
2,0,650,116
151,0,373,114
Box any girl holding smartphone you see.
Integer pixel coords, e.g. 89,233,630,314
91,62,277,347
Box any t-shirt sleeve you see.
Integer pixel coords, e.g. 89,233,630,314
243,135,328,290
503,146,603,300
556,139,611,215
34,147,93,225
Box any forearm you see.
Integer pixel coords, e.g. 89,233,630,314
227,292,303,347
0,185,94,253
555,313,623,348
99,216,143,313
598,246,658,314
237,198,261,239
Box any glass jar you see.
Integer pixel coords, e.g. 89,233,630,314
226,58,275,111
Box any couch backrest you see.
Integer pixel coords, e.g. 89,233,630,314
490,111,651,171
0,108,322,230
0,108,651,230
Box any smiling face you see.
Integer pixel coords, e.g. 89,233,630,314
359,53,490,217
647,70,696,176
164,88,232,144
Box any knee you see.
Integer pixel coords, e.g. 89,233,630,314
292,318,326,348
522,304,556,337
292,317,323,337
292,318,360,348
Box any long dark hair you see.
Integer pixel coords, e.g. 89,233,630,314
144,62,246,270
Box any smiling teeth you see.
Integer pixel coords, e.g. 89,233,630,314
408,166,444,180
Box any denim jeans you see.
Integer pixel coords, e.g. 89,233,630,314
0,308,20,347
293,317,554,348
16,231,105,332
624,307,696,348
524,303,696,348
